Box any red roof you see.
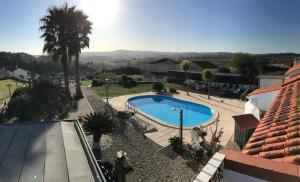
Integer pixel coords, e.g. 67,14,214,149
248,84,282,96
233,114,260,131
242,75,300,165
285,64,300,76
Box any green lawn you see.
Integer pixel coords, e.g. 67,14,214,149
90,82,185,97
0,79,23,104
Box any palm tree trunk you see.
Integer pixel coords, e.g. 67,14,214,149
93,133,102,150
185,71,189,95
62,52,70,93
75,52,83,98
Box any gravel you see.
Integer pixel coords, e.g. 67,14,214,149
82,88,200,182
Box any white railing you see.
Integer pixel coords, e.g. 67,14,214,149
194,152,226,182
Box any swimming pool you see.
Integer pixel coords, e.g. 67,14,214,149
128,95,214,127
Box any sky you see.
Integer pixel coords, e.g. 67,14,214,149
0,0,300,55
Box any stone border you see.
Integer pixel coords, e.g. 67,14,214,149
126,95,219,130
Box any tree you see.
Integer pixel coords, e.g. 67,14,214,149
40,3,75,92
180,59,191,95
82,112,115,150
202,69,214,99
231,53,256,76
68,9,92,98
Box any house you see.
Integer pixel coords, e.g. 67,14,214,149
12,68,30,81
0,120,108,182
0,67,11,79
190,60,218,72
148,58,178,73
257,74,283,88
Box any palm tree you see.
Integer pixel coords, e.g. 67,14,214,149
82,112,115,150
180,59,191,95
40,3,75,92
68,9,92,98
202,69,215,99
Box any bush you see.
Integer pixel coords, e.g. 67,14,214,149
118,75,137,88
117,111,131,120
91,79,103,87
6,80,75,120
169,136,182,151
152,82,165,92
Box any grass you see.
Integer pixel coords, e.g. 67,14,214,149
90,82,185,97
0,79,23,105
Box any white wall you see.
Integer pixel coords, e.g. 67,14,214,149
246,90,279,114
13,68,28,81
259,78,283,88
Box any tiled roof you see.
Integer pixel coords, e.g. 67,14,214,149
242,75,300,165
149,58,178,64
193,61,218,69
285,64,300,76
233,114,260,130
248,83,282,96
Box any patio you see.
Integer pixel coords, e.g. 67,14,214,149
108,90,245,147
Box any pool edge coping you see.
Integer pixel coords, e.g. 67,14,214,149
126,94,219,130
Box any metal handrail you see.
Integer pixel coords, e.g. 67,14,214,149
125,101,135,113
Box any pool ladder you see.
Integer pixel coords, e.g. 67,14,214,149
125,101,136,113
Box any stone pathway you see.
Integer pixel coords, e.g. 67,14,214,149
81,87,200,182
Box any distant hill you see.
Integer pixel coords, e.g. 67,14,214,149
79,50,300,63
0,52,96,75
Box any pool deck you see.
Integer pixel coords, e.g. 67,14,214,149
108,91,245,147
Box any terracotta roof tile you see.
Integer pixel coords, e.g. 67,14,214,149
248,83,282,96
243,73,300,165
285,64,300,76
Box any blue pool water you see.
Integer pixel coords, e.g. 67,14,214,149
128,95,214,127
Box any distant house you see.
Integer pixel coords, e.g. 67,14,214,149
257,74,283,88
190,61,218,72
268,58,293,69
148,58,178,73
12,68,31,81
144,58,178,81
0,68,11,79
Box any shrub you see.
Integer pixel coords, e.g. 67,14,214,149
6,80,75,120
118,75,137,88
169,136,182,151
152,82,165,92
117,111,131,120
91,79,103,87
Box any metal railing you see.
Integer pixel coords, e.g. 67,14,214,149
125,101,136,113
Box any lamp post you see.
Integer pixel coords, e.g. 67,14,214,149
179,109,183,148
105,78,110,104
172,106,184,149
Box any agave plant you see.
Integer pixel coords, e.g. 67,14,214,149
82,112,115,150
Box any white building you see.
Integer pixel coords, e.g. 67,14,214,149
12,68,30,81
245,84,281,120
0,68,11,79
256,75,283,88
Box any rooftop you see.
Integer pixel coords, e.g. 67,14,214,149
233,114,260,131
149,58,178,64
193,61,218,69
248,83,282,96
285,64,300,77
242,74,300,165
0,121,106,182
